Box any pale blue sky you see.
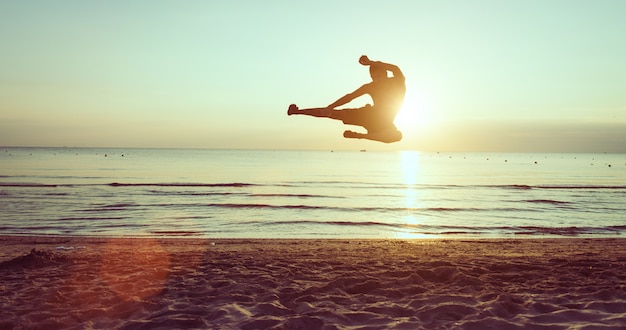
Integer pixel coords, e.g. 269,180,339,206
1,1,625,152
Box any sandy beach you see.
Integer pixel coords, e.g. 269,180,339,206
1,236,625,329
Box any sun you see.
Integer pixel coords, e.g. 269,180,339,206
394,90,436,134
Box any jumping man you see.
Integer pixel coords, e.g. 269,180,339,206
288,55,406,143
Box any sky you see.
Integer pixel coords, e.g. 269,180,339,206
1,1,625,152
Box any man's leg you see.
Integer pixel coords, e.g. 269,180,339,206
287,104,333,118
344,129,403,143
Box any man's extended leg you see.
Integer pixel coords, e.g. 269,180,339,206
287,104,333,118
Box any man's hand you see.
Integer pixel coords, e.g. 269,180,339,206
359,55,371,66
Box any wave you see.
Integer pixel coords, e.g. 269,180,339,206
100,202,527,213
203,203,329,210
533,185,626,190
66,201,532,214
525,199,571,205
61,199,540,214
513,226,625,236
0,183,59,187
79,203,144,212
58,217,127,221
253,221,626,237
149,231,201,236
250,193,344,199
148,190,247,197
487,184,626,190
108,182,257,188
145,191,339,199
2,181,626,191
265,220,407,228
494,184,533,190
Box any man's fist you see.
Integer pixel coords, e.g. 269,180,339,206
359,55,371,65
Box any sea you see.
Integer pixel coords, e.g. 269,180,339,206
1,147,625,239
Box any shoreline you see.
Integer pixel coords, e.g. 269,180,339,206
2,236,625,329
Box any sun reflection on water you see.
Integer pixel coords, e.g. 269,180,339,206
401,151,420,186
396,151,425,238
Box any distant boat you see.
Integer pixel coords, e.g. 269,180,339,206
360,149,367,152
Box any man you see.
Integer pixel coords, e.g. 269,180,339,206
288,55,406,143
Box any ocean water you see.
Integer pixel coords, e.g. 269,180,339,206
1,147,625,239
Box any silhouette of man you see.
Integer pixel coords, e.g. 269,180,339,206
288,55,406,143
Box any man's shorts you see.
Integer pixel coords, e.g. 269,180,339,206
337,106,397,133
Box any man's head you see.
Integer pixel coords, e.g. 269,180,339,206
369,66,387,81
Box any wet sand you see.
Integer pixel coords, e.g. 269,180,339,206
1,236,625,329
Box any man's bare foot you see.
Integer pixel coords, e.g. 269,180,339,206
344,129,403,143
343,130,365,139
287,104,298,115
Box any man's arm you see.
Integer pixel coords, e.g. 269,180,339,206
359,55,405,80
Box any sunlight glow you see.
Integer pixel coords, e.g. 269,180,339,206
394,90,436,134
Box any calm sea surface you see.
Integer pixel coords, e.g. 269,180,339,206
1,147,625,239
